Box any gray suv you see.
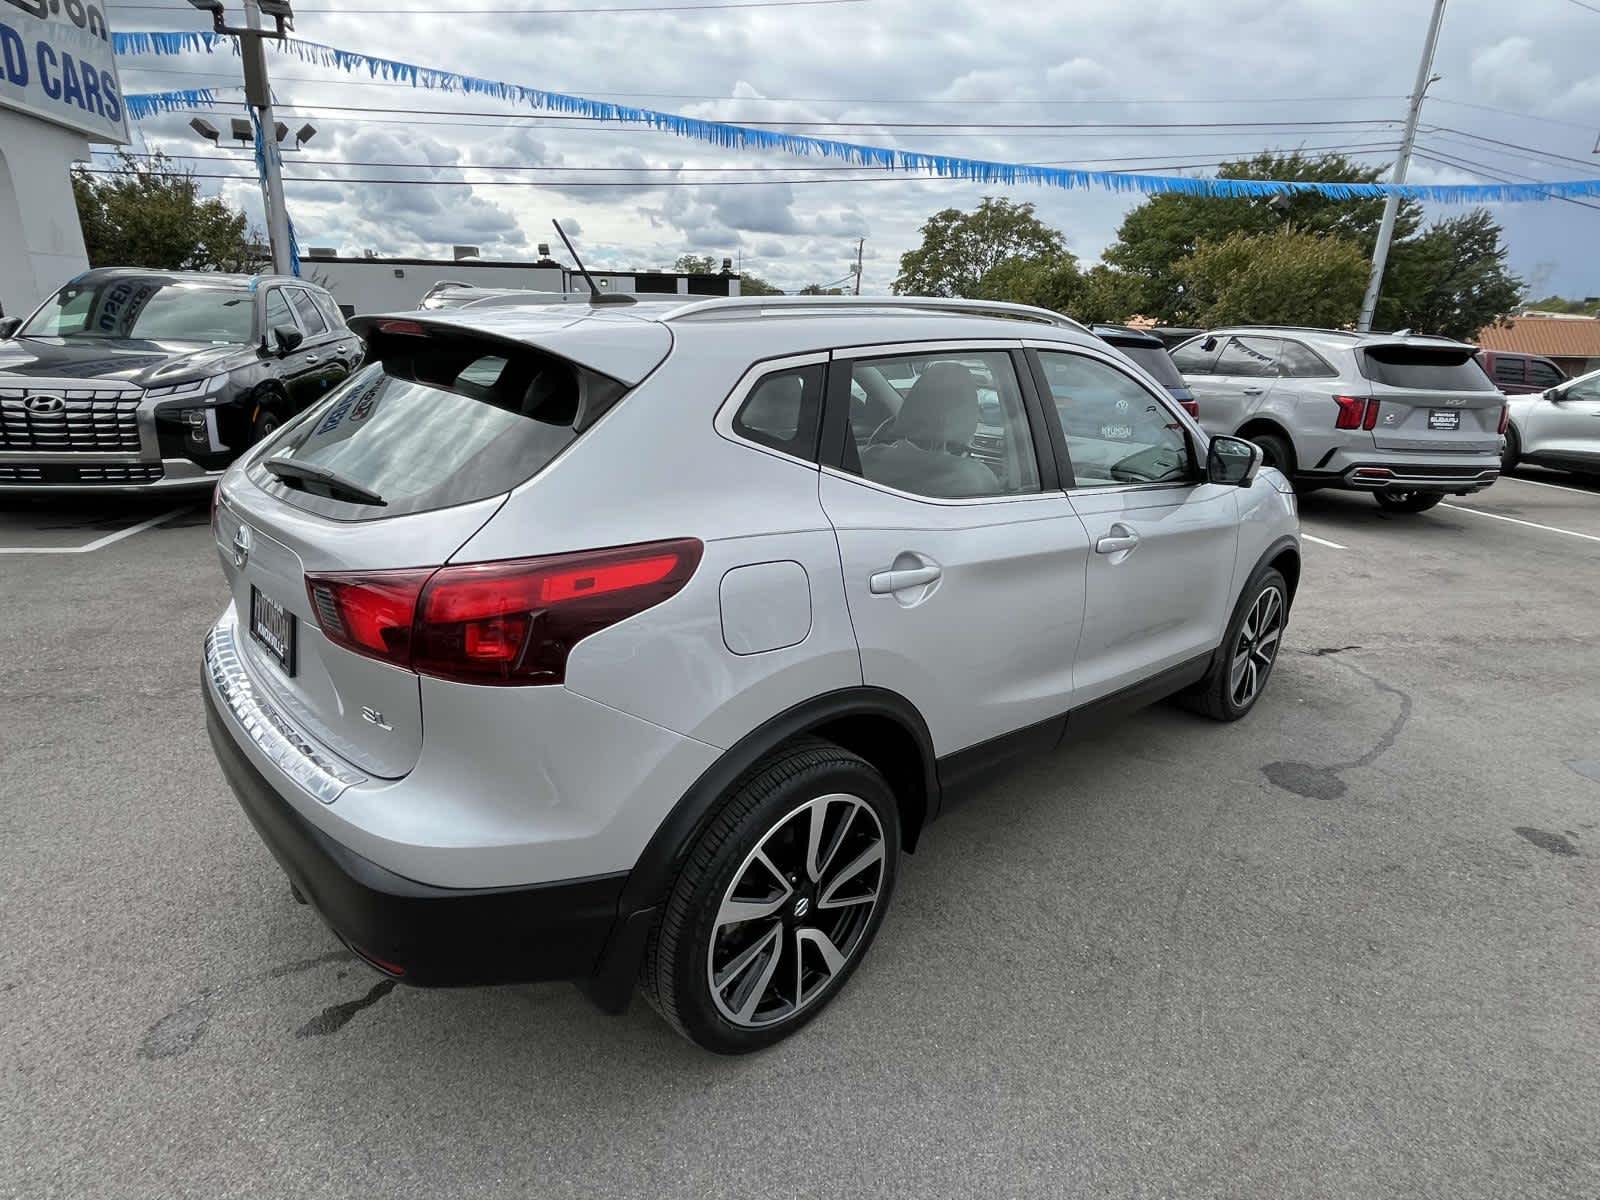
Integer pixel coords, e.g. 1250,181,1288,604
1174,327,1506,513
203,296,1300,1052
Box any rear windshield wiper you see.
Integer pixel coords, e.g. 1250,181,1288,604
263,457,387,507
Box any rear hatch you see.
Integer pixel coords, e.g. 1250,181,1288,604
1358,343,1504,452
212,316,654,777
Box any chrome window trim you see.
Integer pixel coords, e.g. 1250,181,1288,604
1024,340,1212,497
712,351,829,470
205,615,367,805
818,464,1067,507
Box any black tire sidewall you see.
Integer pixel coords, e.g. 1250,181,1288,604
251,410,281,444
1250,432,1296,479
1215,567,1288,720
1375,490,1444,513
666,754,900,1054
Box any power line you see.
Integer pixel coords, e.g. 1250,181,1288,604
1411,144,1600,212
116,68,1408,108
1559,0,1600,15
109,0,863,11
1429,95,1600,132
1429,124,1600,171
1424,128,1600,175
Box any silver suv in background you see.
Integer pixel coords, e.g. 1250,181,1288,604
203,296,1299,1053
1503,366,1600,477
1174,327,1506,513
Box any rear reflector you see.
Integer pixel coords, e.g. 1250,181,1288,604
1178,398,1200,418
1353,467,1393,479
305,538,703,686
1497,404,1510,436
1362,399,1381,431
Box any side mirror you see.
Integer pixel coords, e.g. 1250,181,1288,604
1207,435,1262,487
272,324,304,355
0,317,20,339
1545,387,1565,402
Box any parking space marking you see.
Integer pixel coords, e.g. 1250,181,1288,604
1441,503,1600,545
0,509,186,555
1301,532,1348,550
1503,475,1600,499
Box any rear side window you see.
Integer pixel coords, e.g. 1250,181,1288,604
1216,336,1281,378
1115,343,1185,390
288,288,328,335
730,364,823,460
1527,358,1565,387
1278,341,1337,378
255,338,625,518
312,291,347,330
264,289,295,332
1489,355,1525,386
1362,347,1496,391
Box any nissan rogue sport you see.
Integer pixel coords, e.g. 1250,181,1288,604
203,295,1300,1053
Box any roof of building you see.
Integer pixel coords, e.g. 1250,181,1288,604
1475,315,1600,359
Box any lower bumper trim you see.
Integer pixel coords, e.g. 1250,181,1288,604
204,681,626,987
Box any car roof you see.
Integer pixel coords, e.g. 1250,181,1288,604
72,267,324,292
1090,323,1166,348
1204,325,1476,350
358,296,1107,385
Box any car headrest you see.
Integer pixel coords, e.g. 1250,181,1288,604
890,361,979,450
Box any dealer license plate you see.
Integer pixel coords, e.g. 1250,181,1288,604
1428,409,1461,431
250,586,296,675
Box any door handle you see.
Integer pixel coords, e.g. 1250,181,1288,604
869,564,942,594
1242,386,1264,396
1095,528,1140,555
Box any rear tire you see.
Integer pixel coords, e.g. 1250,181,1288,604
1374,489,1444,513
1246,431,1296,485
642,738,900,1054
1182,568,1288,723
1501,425,1521,473
250,408,283,444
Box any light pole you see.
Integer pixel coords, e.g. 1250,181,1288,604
1357,0,1447,331
186,0,297,276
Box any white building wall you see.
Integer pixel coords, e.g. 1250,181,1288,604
302,259,566,315
0,108,91,320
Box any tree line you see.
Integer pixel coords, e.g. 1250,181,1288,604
890,152,1527,340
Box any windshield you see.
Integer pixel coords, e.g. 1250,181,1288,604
21,279,255,343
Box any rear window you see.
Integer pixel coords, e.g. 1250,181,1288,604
1113,343,1185,390
1361,346,1496,392
253,338,625,518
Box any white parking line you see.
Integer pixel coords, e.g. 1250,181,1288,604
0,509,185,555
1441,504,1600,545
1301,532,1348,550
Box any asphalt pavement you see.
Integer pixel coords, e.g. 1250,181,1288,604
1,470,1596,1199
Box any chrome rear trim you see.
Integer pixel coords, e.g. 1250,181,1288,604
1342,468,1500,490
206,618,367,804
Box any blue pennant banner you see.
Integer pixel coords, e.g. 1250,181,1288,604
124,87,222,120
112,31,1600,204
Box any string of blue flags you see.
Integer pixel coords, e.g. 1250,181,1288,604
113,31,1600,204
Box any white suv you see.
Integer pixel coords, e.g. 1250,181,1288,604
203,296,1300,1052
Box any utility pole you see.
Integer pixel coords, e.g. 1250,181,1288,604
853,237,864,295
1357,0,1447,331
189,0,296,275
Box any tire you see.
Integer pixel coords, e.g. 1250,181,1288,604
250,407,283,444
1246,431,1296,484
641,737,900,1054
1374,489,1444,513
1501,425,1521,473
1181,567,1289,723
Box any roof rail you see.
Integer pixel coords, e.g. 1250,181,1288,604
658,295,1090,332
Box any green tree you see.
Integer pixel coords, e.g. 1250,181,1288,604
673,253,721,274
1104,152,1420,321
893,197,1067,297
72,152,260,272
798,283,845,295
973,249,1082,311
738,271,783,296
1522,293,1600,316
1175,227,1369,328
1071,265,1144,324
1378,209,1523,339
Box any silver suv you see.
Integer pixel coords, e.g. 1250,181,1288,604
1174,327,1506,513
203,296,1300,1052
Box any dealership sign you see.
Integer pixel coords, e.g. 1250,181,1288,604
0,0,128,143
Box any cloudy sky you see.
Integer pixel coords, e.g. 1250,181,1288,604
109,0,1599,298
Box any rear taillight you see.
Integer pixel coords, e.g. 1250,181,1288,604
304,538,703,686
1179,398,1200,418
1497,404,1510,436
1334,395,1380,431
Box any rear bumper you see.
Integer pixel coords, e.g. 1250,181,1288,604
204,681,625,987
1337,464,1500,493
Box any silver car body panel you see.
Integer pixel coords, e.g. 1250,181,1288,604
207,300,1301,890
1507,367,1600,471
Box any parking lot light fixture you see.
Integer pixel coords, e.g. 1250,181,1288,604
190,117,221,145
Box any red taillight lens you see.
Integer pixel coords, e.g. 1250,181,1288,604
1179,398,1200,418
1334,395,1366,430
1362,398,1381,431
305,569,431,666
304,539,703,685
1497,404,1510,436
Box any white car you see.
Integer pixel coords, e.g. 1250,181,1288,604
1503,367,1600,476
203,295,1300,1052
